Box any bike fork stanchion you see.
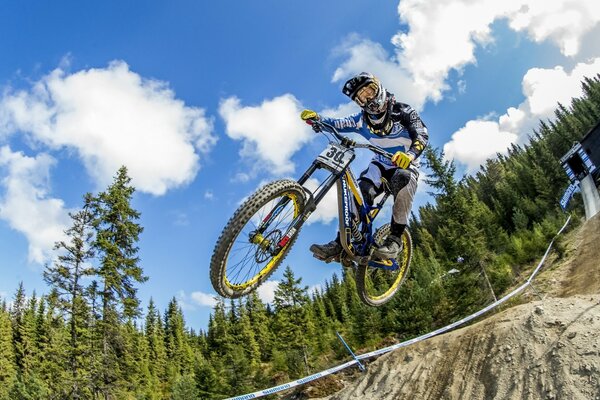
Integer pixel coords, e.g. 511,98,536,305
336,332,366,372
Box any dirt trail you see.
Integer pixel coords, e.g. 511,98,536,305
309,214,600,400
557,214,600,297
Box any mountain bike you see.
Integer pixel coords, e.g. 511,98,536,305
210,120,413,306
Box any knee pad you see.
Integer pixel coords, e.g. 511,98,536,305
359,180,378,206
391,169,411,197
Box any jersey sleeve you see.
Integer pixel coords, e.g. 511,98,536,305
392,102,428,160
320,112,363,134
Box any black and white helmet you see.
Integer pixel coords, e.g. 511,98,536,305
342,72,388,114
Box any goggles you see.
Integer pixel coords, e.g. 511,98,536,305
354,83,386,114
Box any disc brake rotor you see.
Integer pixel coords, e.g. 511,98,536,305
252,229,283,263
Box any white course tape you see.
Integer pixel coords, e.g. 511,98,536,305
224,215,571,400
225,360,358,400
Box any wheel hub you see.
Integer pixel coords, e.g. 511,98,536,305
252,230,282,263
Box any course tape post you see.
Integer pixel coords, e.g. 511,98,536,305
224,215,571,400
336,331,366,372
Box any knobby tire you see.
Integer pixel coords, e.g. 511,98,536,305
356,225,413,306
210,179,307,298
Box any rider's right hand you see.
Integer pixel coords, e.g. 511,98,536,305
301,109,322,132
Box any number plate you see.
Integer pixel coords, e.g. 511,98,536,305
317,143,354,172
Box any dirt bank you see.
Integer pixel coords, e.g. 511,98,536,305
309,215,600,400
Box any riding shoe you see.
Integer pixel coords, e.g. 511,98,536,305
372,235,403,260
310,240,342,261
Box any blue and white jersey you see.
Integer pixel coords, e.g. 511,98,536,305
321,102,429,170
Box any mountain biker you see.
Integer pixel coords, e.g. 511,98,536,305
301,72,428,261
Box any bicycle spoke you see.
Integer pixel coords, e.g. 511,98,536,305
223,192,300,287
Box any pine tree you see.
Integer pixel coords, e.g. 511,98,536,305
35,294,70,399
233,299,261,370
43,199,95,399
120,320,151,397
12,287,38,377
163,298,193,383
92,166,147,318
193,353,220,398
272,266,313,377
145,299,167,397
310,290,333,355
171,374,200,399
86,280,103,398
91,166,147,398
423,146,458,200
224,343,254,395
423,148,494,314
244,292,272,362
324,274,350,324
10,290,50,398
0,308,16,400
206,298,231,357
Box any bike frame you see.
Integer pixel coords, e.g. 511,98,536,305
253,122,398,268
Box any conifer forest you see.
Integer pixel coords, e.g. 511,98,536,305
1,75,599,399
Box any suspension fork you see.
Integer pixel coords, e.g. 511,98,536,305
254,161,344,255
253,161,321,235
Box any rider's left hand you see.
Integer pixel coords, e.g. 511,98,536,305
391,151,413,169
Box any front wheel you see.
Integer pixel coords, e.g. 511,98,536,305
356,224,413,307
210,179,307,298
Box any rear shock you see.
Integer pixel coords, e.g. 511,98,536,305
351,221,363,242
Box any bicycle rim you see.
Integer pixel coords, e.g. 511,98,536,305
223,191,302,291
359,227,412,305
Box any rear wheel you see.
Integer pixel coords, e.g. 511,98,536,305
210,180,306,298
356,224,412,306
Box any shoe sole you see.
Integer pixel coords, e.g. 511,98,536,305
371,247,402,261
310,245,340,263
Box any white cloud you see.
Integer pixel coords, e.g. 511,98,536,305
171,210,190,227
232,172,252,183
393,0,503,105
176,290,196,311
500,58,600,139
204,190,214,200
507,1,600,57
443,120,518,171
256,279,279,304
320,101,360,119
332,0,600,110
0,146,70,263
446,58,600,170
303,178,338,225
332,37,426,110
0,61,216,195
177,289,219,311
219,94,313,177
190,291,218,308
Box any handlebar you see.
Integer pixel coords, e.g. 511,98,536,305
314,120,394,160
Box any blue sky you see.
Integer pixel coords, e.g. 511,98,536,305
1,1,599,330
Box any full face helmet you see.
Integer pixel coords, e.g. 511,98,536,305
342,72,388,114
